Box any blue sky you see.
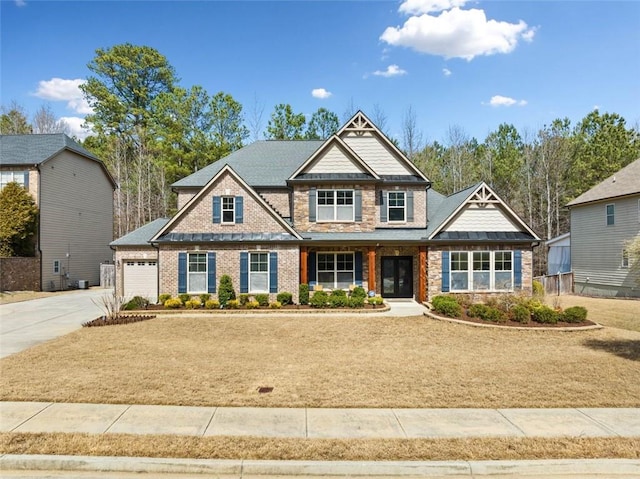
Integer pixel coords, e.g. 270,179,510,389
2,0,639,144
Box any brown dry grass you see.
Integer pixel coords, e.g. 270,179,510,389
1,315,639,408
546,294,640,332
1,433,639,461
0,291,55,305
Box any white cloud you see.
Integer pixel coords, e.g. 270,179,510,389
59,116,92,140
399,0,467,15
484,95,527,107
311,88,332,99
380,7,535,61
443,67,452,76
373,64,408,77
34,78,93,114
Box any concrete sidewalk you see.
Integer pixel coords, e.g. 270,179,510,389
2,402,639,439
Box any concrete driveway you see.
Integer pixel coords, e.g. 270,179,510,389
0,288,111,359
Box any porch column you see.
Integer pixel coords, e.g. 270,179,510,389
368,246,376,293
418,246,427,303
300,247,308,284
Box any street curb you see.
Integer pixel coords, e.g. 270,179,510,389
1,455,639,476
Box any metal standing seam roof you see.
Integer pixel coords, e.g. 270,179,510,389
155,232,298,243
0,134,100,165
109,218,170,246
567,158,640,206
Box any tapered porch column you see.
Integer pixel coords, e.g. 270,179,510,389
300,247,308,284
368,246,376,293
418,246,427,303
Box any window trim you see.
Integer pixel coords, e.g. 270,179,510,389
221,196,235,224
0,170,27,190
53,260,60,274
387,191,406,223
248,251,269,293
449,250,514,292
316,189,355,223
316,251,355,290
622,249,630,268
606,203,615,226
187,252,208,294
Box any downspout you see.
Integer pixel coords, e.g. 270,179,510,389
151,241,160,303
36,164,43,291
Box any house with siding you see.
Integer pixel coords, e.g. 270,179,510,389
111,112,540,304
0,134,115,290
567,158,640,297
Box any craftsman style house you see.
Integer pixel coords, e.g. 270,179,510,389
111,112,539,303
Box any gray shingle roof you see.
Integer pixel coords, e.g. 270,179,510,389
0,134,99,165
110,218,170,246
171,140,324,188
567,158,640,206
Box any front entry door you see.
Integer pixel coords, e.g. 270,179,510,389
381,256,413,298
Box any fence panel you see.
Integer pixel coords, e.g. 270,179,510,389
534,272,573,296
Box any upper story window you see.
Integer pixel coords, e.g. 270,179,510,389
0,170,27,190
317,189,354,222
222,196,235,223
213,195,243,224
606,204,615,226
388,192,406,222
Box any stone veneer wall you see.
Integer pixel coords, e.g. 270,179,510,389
426,244,534,301
159,243,300,303
0,257,40,291
114,246,158,297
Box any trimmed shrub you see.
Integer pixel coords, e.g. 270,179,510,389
351,286,367,299
299,284,309,305
310,290,329,308
123,296,149,310
276,291,293,306
164,298,182,309
562,306,588,323
532,280,545,298
269,301,282,309
218,275,236,306
255,293,269,306
178,293,191,304
199,293,211,303
185,298,201,309
246,300,260,309
468,303,506,322
511,304,531,324
158,293,171,305
226,299,239,309
453,293,474,309
348,296,365,308
367,295,384,306
238,293,250,306
329,291,349,308
468,303,489,318
532,305,559,324
205,299,220,309
431,295,461,318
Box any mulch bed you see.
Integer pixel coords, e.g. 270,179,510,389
140,303,383,312
430,309,597,329
82,314,156,327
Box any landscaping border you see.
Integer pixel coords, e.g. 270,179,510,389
122,304,391,316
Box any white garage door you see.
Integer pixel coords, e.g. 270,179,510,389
123,260,158,303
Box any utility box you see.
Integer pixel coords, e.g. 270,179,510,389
78,280,89,289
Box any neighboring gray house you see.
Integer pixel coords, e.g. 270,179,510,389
567,158,640,297
0,134,116,291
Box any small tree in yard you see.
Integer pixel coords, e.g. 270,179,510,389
218,274,236,306
0,182,38,257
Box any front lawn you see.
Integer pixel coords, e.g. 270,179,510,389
546,294,640,332
1,315,638,408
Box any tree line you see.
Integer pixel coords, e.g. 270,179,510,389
3,43,639,274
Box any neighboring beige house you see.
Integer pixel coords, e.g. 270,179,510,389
0,134,116,291
112,111,540,304
567,158,640,297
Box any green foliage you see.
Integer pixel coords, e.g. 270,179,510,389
276,291,293,306
266,103,306,140
511,305,531,324
431,295,461,318
164,298,182,309
246,300,260,309
178,293,191,304
531,305,559,324
305,108,339,139
0,182,38,257
218,275,236,306
350,286,367,299
0,103,32,134
269,301,282,309
123,296,149,310
562,306,588,323
367,295,384,306
468,304,506,322
255,294,269,306
185,298,201,309
532,280,545,298
348,296,365,308
158,293,171,304
310,290,329,308
226,299,239,309
199,293,211,303
329,290,349,308
205,299,220,309
238,293,250,306
299,284,309,305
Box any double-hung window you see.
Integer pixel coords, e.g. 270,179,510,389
222,196,235,223
0,170,27,190
249,252,269,292
450,251,513,291
388,192,406,222
317,252,354,289
188,253,207,293
317,190,354,222
606,204,615,226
